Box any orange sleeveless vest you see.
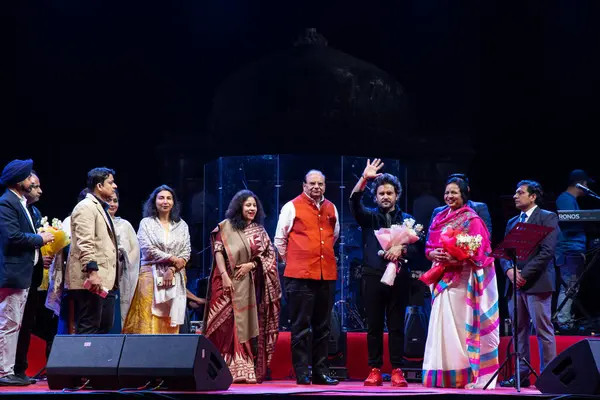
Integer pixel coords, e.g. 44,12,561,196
283,194,337,281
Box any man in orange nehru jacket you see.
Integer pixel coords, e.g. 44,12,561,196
274,170,340,386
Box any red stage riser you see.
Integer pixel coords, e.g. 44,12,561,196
27,332,590,384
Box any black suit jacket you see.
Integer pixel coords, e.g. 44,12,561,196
0,190,43,289
349,191,423,275
499,207,559,294
430,200,492,235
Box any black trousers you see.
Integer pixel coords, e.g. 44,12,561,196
362,274,409,369
284,278,334,377
14,287,58,375
33,291,58,358
68,290,116,334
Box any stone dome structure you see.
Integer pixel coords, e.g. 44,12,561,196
209,28,409,149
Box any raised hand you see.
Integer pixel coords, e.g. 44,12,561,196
362,158,384,180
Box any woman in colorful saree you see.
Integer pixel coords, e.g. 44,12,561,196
122,185,191,334
422,177,500,389
203,190,282,384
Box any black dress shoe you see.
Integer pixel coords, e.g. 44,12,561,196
296,375,311,385
312,373,339,385
0,374,31,386
15,372,37,384
499,376,530,388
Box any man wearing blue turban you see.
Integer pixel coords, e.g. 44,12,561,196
0,159,55,386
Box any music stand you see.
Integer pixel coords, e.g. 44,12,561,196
483,222,555,391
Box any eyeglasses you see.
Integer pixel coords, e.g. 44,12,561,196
30,184,40,189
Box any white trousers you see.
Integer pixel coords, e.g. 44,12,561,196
0,288,29,377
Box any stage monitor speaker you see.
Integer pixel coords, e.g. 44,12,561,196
404,305,427,359
46,334,125,390
536,338,600,395
118,334,232,391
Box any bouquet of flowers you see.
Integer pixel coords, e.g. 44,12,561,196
374,218,424,286
419,227,483,285
37,217,70,290
37,217,70,257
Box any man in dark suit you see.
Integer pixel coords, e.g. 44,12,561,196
499,180,559,388
14,171,56,383
0,159,54,386
429,173,492,235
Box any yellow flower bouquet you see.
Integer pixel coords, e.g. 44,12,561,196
37,217,70,291
38,217,70,257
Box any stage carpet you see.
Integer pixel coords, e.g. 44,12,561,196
0,380,552,399
7,332,590,398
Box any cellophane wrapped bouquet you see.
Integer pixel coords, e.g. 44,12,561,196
37,217,70,290
374,218,424,286
419,227,483,285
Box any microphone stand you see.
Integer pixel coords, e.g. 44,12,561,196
483,249,538,391
483,222,553,391
576,184,600,200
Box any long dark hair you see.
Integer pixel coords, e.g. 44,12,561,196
225,190,265,231
142,185,181,222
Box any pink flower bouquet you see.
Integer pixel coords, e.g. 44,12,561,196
374,219,423,286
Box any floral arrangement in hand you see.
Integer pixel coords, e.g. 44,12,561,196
37,217,70,257
374,218,424,286
419,227,483,285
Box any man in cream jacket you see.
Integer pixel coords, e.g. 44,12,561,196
65,167,119,334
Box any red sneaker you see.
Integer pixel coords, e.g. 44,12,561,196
364,368,383,386
391,368,408,387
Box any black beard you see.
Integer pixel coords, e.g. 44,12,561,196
378,203,395,213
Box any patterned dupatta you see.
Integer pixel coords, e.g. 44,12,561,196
203,220,281,382
426,206,500,384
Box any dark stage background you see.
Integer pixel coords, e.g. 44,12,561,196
5,2,600,327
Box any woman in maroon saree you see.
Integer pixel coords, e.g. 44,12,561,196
203,190,282,383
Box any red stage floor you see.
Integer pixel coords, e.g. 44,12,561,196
15,332,591,398
0,380,546,397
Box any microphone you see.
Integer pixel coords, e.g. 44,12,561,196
576,183,600,199
377,250,407,263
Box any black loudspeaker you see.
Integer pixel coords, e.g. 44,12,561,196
118,334,232,391
404,305,428,359
536,338,600,395
47,334,125,390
